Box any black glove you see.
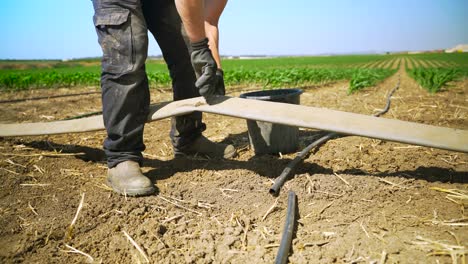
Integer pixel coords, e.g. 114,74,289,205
215,69,225,95
190,38,218,97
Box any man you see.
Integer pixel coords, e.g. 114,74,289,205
92,0,235,196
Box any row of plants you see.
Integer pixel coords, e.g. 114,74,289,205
405,56,467,93
0,72,100,90
0,71,175,91
406,67,463,93
362,58,398,70
348,68,397,94
407,52,468,67
2,54,465,93
0,67,396,94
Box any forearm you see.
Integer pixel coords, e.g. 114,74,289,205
204,0,227,69
205,23,221,68
176,0,225,97
175,0,206,43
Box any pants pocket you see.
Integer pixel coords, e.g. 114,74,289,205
93,7,133,74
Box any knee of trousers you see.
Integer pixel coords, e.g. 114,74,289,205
93,5,148,76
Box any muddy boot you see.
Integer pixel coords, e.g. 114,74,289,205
177,135,236,159
107,161,156,196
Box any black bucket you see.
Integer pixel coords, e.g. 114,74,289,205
239,88,303,155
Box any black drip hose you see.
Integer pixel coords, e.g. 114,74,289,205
374,77,400,118
274,190,297,264
269,77,400,196
62,111,103,120
269,132,337,195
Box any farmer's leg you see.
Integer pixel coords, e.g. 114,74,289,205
141,0,235,158
92,0,150,168
141,0,204,152
92,0,156,196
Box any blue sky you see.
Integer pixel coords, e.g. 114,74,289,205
1,0,467,59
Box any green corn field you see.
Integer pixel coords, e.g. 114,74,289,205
0,53,467,93
407,68,460,93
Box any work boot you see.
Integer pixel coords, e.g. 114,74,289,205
177,135,236,159
107,161,156,196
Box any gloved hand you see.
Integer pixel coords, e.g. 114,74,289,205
215,69,226,95
190,38,218,97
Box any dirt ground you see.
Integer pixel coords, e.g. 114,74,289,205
0,62,467,263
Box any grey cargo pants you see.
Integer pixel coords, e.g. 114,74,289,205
92,0,205,168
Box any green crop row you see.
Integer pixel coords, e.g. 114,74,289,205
0,72,100,90
0,71,174,91
0,67,396,93
225,67,395,93
407,53,468,67
225,68,357,87
348,68,397,94
0,55,397,74
406,67,462,93
0,55,415,92
220,55,396,70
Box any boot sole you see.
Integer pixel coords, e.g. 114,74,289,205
106,179,156,197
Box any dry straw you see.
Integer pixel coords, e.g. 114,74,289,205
262,197,279,221
123,230,150,263
66,193,85,240
412,235,467,264
430,187,468,207
62,244,94,263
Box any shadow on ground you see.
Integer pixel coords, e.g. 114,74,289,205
16,131,467,185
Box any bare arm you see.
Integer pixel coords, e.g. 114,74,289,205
175,0,207,43
176,0,223,97
204,0,227,69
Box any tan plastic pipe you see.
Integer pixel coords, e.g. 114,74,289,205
0,96,467,153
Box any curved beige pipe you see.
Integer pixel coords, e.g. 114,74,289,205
1,95,467,153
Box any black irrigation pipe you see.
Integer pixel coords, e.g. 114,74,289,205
0,91,100,104
62,111,103,121
270,76,400,196
274,190,297,264
269,132,337,196
371,77,400,118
